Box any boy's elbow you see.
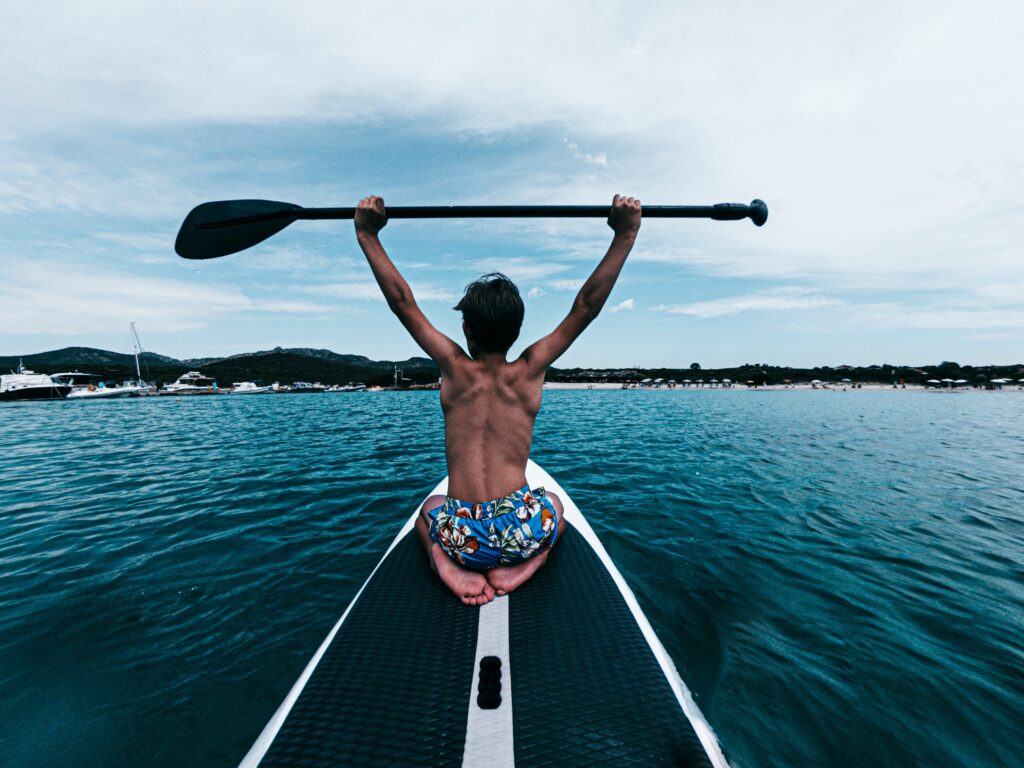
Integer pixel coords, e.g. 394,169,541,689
387,290,415,314
574,296,601,320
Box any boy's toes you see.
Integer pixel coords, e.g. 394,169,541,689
483,583,495,601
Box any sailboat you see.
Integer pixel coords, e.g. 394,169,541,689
125,322,157,395
61,325,155,399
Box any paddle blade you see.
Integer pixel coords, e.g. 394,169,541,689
175,199,302,259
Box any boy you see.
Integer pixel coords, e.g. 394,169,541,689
355,194,641,605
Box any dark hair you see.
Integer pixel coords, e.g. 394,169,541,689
454,272,524,353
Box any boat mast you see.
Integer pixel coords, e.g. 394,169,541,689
130,322,143,384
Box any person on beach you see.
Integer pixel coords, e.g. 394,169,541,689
355,194,642,605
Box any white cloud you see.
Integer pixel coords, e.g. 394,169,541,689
527,286,544,299
610,298,635,313
549,278,585,291
1,2,1023,361
564,139,608,167
855,304,1024,331
656,288,842,319
0,259,254,334
255,299,335,315
472,257,570,283
3,3,1021,289
0,256,341,339
308,281,456,302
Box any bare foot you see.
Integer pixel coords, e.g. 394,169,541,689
431,544,495,606
487,550,550,596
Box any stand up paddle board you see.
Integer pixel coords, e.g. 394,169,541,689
240,460,729,767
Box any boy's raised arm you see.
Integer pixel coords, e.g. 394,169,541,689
354,196,465,372
521,194,641,373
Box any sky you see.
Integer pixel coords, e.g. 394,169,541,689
1,2,1022,368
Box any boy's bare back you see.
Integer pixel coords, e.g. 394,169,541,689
355,193,641,502
440,355,543,501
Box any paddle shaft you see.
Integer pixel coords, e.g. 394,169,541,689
197,203,763,230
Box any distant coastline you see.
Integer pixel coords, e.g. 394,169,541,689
2,346,1022,391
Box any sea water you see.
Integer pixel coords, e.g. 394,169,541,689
1,390,1022,767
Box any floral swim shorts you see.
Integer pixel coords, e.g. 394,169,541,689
427,485,560,570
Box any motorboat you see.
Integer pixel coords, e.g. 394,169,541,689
0,361,72,401
284,381,326,394
161,371,221,395
231,381,275,394
325,383,367,392
53,372,139,399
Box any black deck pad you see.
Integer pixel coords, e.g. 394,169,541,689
259,531,479,767
509,526,713,768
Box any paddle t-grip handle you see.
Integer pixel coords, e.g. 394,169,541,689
712,199,768,227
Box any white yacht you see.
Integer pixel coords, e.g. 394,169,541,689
161,371,220,395
231,381,275,394
0,361,72,401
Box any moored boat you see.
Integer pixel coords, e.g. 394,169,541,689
160,371,221,395
231,381,275,394
53,372,139,399
283,381,325,394
325,383,366,392
0,362,72,401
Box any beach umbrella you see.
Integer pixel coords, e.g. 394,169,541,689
746,380,755,385
954,379,968,385
722,378,731,384
926,379,941,384
682,379,691,384
811,379,822,384
841,378,852,383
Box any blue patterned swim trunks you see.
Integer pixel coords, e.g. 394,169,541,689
427,485,560,570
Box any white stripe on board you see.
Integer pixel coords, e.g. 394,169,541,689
461,595,515,768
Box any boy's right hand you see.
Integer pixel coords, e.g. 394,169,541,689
607,194,641,236
355,195,388,236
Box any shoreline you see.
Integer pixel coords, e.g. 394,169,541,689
541,382,1024,392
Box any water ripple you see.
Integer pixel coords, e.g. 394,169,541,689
1,391,1023,766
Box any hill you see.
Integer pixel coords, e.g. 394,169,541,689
0,346,439,388
0,346,180,369
181,346,434,369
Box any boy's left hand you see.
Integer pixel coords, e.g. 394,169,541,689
355,195,388,236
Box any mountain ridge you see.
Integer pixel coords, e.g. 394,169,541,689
0,346,441,388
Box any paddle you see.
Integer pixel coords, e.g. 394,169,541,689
175,198,768,260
